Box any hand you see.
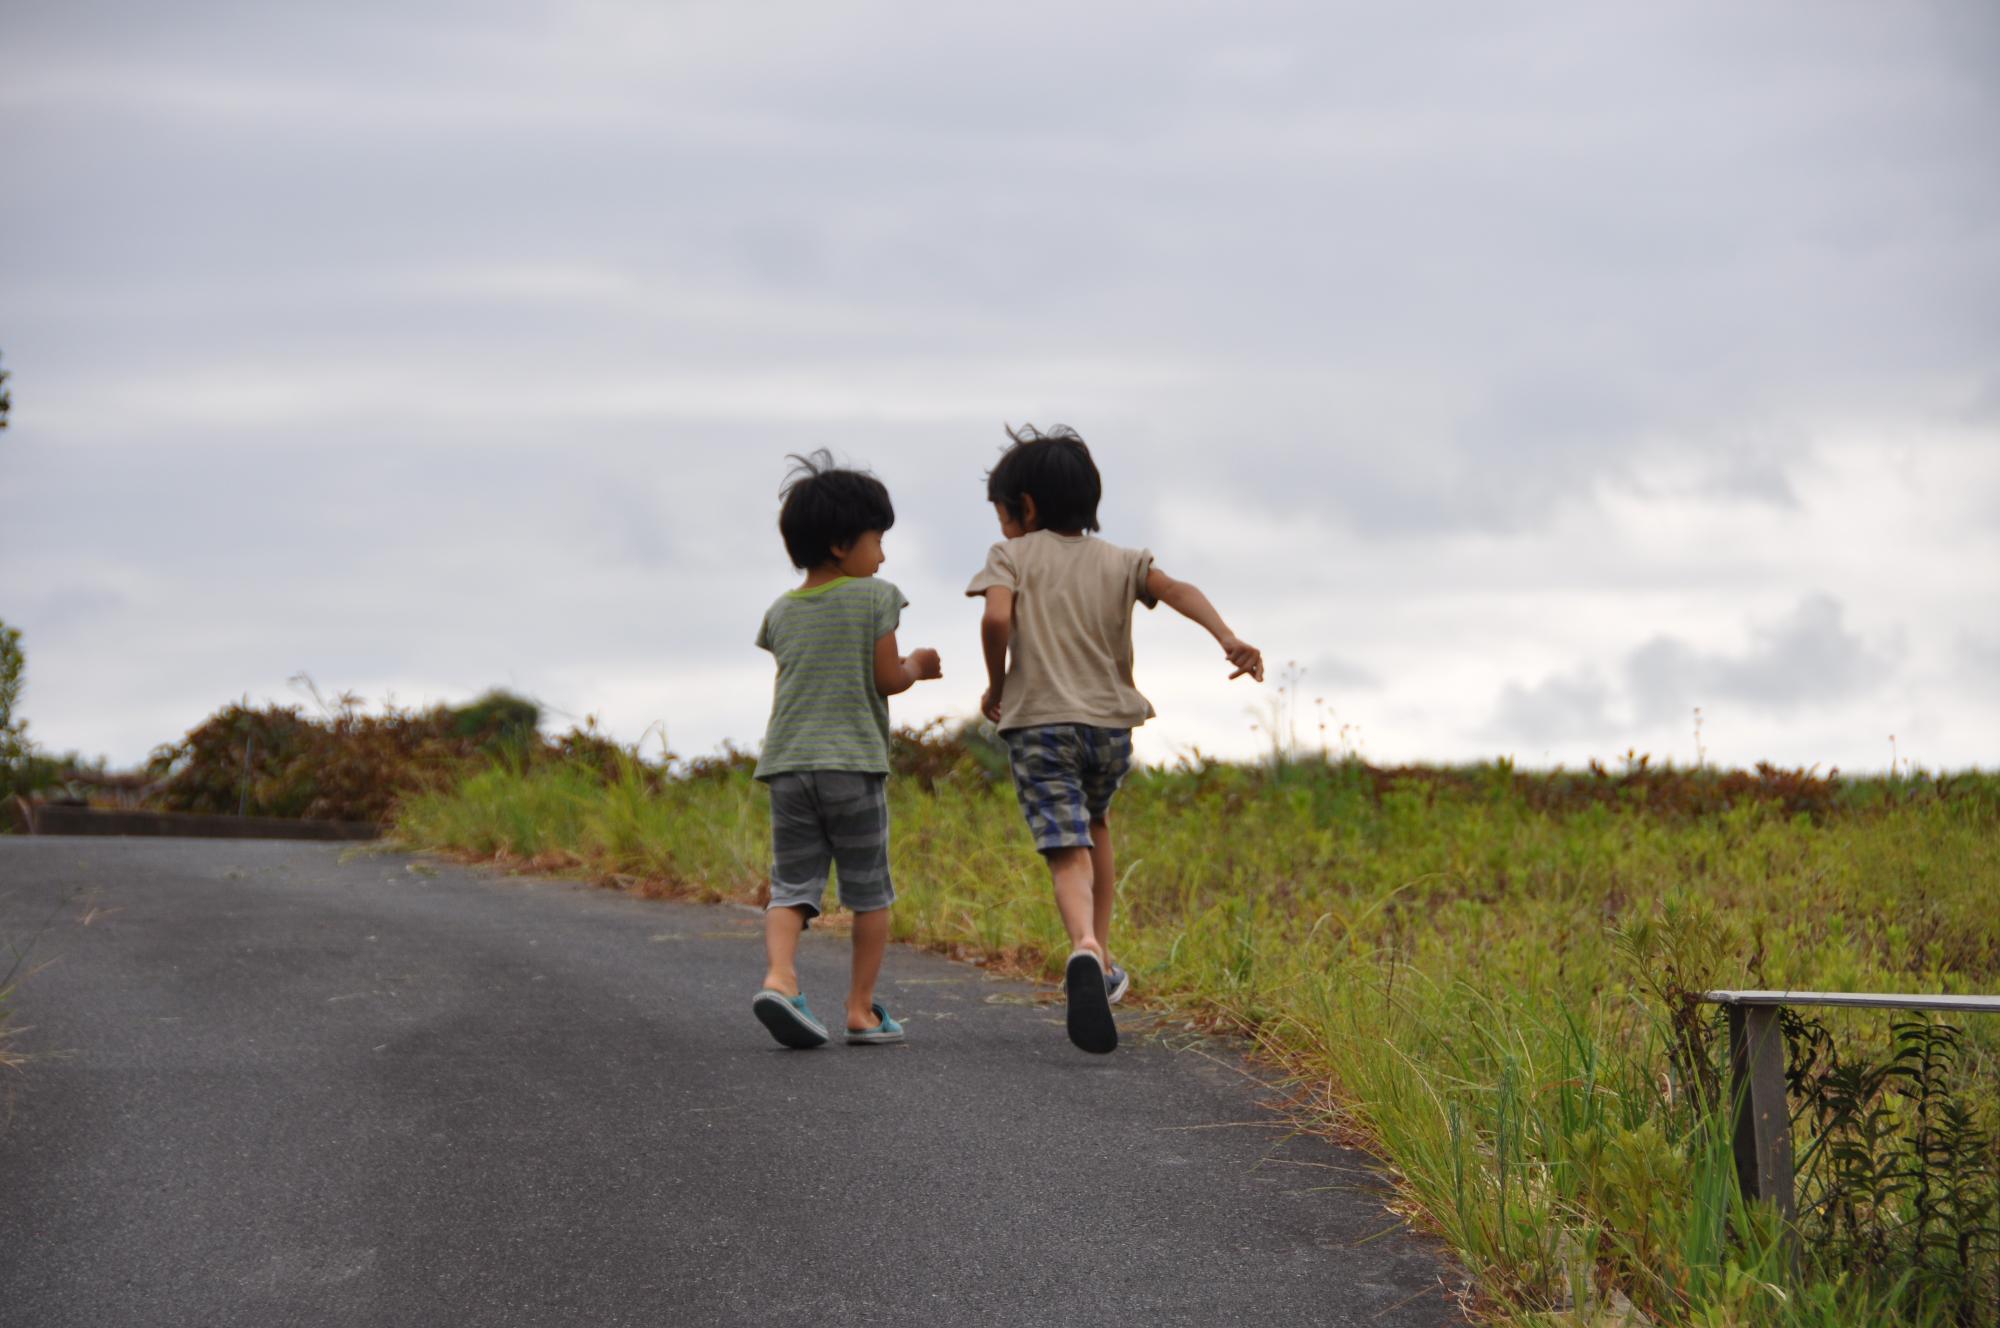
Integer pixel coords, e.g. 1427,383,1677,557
980,685,1003,723
908,648,942,681
1221,636,1264,682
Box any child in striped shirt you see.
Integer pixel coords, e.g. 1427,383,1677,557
750,451,942,1049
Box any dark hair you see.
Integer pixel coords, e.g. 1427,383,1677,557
986,424,1102,533
777,450,895,569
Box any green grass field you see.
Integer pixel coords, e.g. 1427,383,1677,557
397,752,2000,1326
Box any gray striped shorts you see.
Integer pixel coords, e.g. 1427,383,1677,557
766,771,894,923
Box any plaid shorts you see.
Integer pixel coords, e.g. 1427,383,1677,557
1002,725,1134,852
766,771,894,924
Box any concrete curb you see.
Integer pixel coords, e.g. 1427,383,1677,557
21,804,381,841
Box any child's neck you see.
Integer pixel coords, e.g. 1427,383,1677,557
800,563,850,590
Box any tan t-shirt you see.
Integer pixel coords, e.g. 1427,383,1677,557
964,532,1159,732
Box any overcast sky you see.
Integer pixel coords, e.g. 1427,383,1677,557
3,1,1996,774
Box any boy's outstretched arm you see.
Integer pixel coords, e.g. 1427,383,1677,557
978,587,1014,722
874,631,942,697
1144,567,1264,682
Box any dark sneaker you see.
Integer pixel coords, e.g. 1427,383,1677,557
1063,950,1118,1054
1065,960,1132,1003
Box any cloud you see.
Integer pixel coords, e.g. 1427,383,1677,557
1625,595,1899,722
1960,632,2000,681
1491,595,1901,745
1304,654,1379,691
1685,451,1801,510
1489,669,1615,743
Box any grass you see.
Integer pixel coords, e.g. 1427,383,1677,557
397,753,2000,1326
0,982,22,1082
0,922,35,1087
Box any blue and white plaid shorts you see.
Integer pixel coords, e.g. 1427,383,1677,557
1002,725,1134,852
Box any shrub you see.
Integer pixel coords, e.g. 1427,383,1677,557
0,617,64,803
147,689,555,823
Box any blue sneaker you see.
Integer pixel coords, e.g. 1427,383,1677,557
752,989,830,1049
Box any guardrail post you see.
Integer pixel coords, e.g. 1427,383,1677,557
1727,1004,1796,1227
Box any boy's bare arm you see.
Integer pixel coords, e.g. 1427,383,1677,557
1144,567,1264,682
874,631,942,697
979,587,1014,722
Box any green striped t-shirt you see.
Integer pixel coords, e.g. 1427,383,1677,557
753,576,908,780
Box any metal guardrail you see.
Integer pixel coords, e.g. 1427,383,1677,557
1701,990,2000,1225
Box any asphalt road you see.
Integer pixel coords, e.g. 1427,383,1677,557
0,837,1466,1327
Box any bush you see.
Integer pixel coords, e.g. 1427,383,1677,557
0,618,57,803
147,689,557,823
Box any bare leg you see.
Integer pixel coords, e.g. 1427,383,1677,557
761,906,809,996
847,907,892,1031
1088,815,1115,962
1047,846,1104,961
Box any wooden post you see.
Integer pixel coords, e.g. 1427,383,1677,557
1728,1004,1797,1227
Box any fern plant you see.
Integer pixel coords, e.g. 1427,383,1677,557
1788,1011,2000,1324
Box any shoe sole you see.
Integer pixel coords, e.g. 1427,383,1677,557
1064,953,1118,1054
846,1028,906,1045
752,993,829,1049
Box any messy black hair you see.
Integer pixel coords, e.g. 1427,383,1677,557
986,423,1102,533
777,450,895,570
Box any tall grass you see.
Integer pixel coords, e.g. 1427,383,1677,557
398,756,2000,1325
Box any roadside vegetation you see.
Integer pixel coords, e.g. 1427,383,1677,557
1,618,108,813
141,683,569,823
1,619,54,805
5,679,592,824
1,615,38,1075
396,723,1999,1328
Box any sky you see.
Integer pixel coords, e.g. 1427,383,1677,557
2,0,1996,774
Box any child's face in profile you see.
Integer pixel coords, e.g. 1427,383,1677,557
993,502,1028,540
831,529,886,578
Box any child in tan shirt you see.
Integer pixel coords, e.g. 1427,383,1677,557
965,425,1263,1053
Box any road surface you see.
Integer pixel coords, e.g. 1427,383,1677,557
0,837,1465,1326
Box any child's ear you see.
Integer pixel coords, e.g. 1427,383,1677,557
1020,493,1040,530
